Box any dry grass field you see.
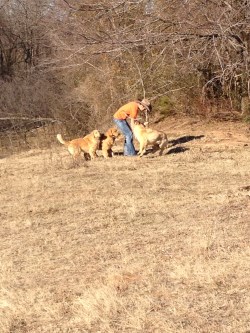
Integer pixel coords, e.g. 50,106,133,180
0,116,250,333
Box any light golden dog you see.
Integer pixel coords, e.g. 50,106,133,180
132,121,168,157
56,130,101,161
99,127,120,158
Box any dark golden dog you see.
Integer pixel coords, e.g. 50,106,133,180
99,127,120,158
56,130,101,161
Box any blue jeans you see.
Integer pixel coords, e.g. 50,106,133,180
113,118,136,156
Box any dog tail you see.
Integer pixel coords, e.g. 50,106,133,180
56,134,68,146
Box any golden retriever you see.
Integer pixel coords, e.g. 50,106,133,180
132,121,168,157
99,127,120,158
56,130,101,161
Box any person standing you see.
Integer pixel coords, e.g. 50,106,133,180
113,98,152,156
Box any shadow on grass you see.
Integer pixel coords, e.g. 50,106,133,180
113,145,190,157
112,134,203,157
113,151,125,156
167,146,189,154
0,153,12,159
169,135,204,146
144,146,190,158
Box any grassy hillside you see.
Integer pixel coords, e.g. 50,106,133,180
0,116,250,333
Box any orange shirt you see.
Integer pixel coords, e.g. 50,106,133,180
113,102,139,120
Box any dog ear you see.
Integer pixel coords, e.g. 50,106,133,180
108,128,114,136
115,128,120,136
93,130,100,138
112,128,120,136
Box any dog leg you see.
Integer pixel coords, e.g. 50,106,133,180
159,137,168,156
151,144,159,154
138,139,147,157
102,149,109,159
68,146,81,165
72,152,81,167
83,152,91,160
102,150,108,158
137,142,143,156
89,148,98,159
107,149,113,158
102,148,112,158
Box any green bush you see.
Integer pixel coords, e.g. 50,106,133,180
154,96,175,116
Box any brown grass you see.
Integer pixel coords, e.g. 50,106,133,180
0,116,250,333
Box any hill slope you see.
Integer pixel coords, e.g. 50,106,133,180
0,116,250,333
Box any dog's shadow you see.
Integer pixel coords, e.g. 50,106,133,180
144,146,189,157
166,146,189,154
169,135,204,146
166,134,204,155
113,134,204,157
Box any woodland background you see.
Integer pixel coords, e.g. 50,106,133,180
1,3,250,332
0,0,250,141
